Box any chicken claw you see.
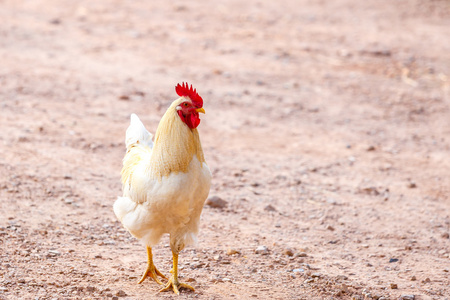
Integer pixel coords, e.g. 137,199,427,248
159,275,194,295
159,251,194,294
138,246,167,285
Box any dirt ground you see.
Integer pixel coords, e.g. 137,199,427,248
0,0,449,299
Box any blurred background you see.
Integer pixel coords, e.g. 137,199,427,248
0,0,449,299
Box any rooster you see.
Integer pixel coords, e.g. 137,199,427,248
113,83,212,294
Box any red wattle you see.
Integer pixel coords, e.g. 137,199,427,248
178,111,200,129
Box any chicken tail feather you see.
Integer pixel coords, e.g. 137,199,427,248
125,113,154,149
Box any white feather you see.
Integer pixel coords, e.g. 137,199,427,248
114,156,211,248
125,113,153,149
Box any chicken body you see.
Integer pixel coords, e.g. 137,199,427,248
114,87,211,294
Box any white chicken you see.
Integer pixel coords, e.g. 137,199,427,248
113,83,211,294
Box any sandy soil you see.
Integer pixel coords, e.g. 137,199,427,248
1,0,449,299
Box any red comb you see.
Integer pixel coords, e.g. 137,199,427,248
175,82,203,108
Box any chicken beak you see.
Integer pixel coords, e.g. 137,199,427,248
196,107,206,114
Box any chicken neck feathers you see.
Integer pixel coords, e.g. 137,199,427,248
149,100,205,180
121,99,205,188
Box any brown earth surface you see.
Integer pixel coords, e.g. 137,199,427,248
1,0,449,299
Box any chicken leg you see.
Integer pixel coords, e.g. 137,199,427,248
159,250,194,294
138,246,167,285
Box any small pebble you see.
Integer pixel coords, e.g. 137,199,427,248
390,283,398,289
283,248,294,257
206,196,228,209
115,290,127,297
339,283,348,293
227,249,240,255
86,286,96,292
296,252,307,257
389,258,399,263
48,250,61,256
410,275,417,281
326,225,335,231
63,198,73,204
399,295,415,300
255,245,269,255
304,278,314,284
190,262,203,269
407,182,417,188
264,205,277,212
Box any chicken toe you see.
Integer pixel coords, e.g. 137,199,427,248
159,276,194,295
138,246,167,285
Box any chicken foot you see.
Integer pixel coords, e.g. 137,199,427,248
138,246,167,285
159,251,194,294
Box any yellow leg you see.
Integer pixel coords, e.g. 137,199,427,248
159,251,195,294
138,246,167,285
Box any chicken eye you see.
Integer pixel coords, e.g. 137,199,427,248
183,103,188,107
